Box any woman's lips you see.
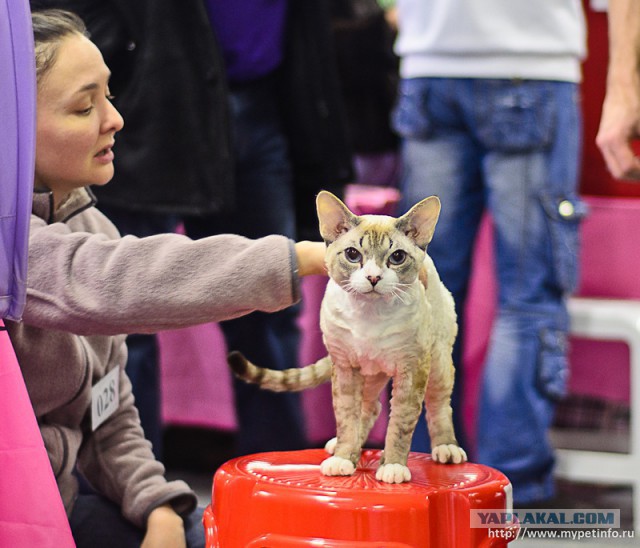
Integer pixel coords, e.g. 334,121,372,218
94,144,115,164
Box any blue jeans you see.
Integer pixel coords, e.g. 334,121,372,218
393,78,585,503
184,74,306,455
69,494,205,548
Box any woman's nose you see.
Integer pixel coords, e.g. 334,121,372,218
103,100,124,133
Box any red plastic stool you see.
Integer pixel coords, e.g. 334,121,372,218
203,449,517,547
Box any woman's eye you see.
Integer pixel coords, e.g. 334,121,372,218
77,106,94,116
388,250,407,266
344,247,362,263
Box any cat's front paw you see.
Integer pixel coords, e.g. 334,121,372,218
321,456,355,476
324,437,338,455
376,463,411,483
432,444,468,464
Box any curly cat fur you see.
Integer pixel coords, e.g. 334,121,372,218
228,191,466,482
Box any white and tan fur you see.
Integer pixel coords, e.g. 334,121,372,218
228,191,467,483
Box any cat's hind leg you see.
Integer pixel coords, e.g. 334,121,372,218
432,443,467,464
321,366,364,476
425,348,467,464
324,437,338,455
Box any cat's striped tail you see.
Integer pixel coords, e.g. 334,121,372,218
227,351,332,392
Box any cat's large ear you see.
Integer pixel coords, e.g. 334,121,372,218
396,196,441,249
316,191,358,242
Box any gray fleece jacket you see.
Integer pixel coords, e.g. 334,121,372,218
6,187,301,528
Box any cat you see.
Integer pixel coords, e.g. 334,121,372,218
228,190,467,483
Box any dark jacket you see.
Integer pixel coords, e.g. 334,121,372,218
32,0,234,216
330,0,399,155
279,0,354,238
31,1,353,237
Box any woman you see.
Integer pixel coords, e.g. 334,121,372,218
8,9,325,547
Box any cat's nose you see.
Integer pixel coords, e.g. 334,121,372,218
367,275,381,287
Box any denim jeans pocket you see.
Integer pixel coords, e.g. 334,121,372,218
537,328,569,401
391,79,433,139
540,193,588,293
475,81,556,152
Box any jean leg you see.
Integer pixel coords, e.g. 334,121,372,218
184,506,206,548
70,495,205,548
402,135,483,453
478,307,562,503
396,80,485,452
70,494,144,548
123,334,162,456
184,76,305,454
476,81,582,503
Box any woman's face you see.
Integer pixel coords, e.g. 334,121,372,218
34,33,124,203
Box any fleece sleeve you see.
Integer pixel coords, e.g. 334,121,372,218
23,215,300,335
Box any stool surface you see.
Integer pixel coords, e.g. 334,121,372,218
206,449,515,547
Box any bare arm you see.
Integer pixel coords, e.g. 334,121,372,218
596,0,640,180
142,505,186,548
294,240,327,277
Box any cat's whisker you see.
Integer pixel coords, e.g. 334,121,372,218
392,284,410,294
340,280,357,295
390,287,409,305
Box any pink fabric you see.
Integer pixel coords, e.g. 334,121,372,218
458,215,496,451
343,183,401,216
575,196,640,300
0,320,74,547
159,323,235,430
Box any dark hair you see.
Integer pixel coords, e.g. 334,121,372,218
31,9,89,85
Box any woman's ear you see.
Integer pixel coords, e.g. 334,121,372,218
316,191,358,243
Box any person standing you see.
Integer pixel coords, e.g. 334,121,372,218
392,0,587,506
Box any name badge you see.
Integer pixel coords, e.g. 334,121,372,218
91,367,119,431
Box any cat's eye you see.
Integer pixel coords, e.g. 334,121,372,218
388,250,407,266
344,247,362,263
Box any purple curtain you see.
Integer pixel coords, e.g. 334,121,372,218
0,9,74,546
0,0,35,320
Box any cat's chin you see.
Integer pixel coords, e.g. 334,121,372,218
353,287,396,300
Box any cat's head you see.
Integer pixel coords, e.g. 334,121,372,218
316,190,440,298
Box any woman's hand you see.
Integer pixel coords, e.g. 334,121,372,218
141,505,186,548
295,241,327,277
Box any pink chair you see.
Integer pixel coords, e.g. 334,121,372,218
464,196,640,530
553,196,640,531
